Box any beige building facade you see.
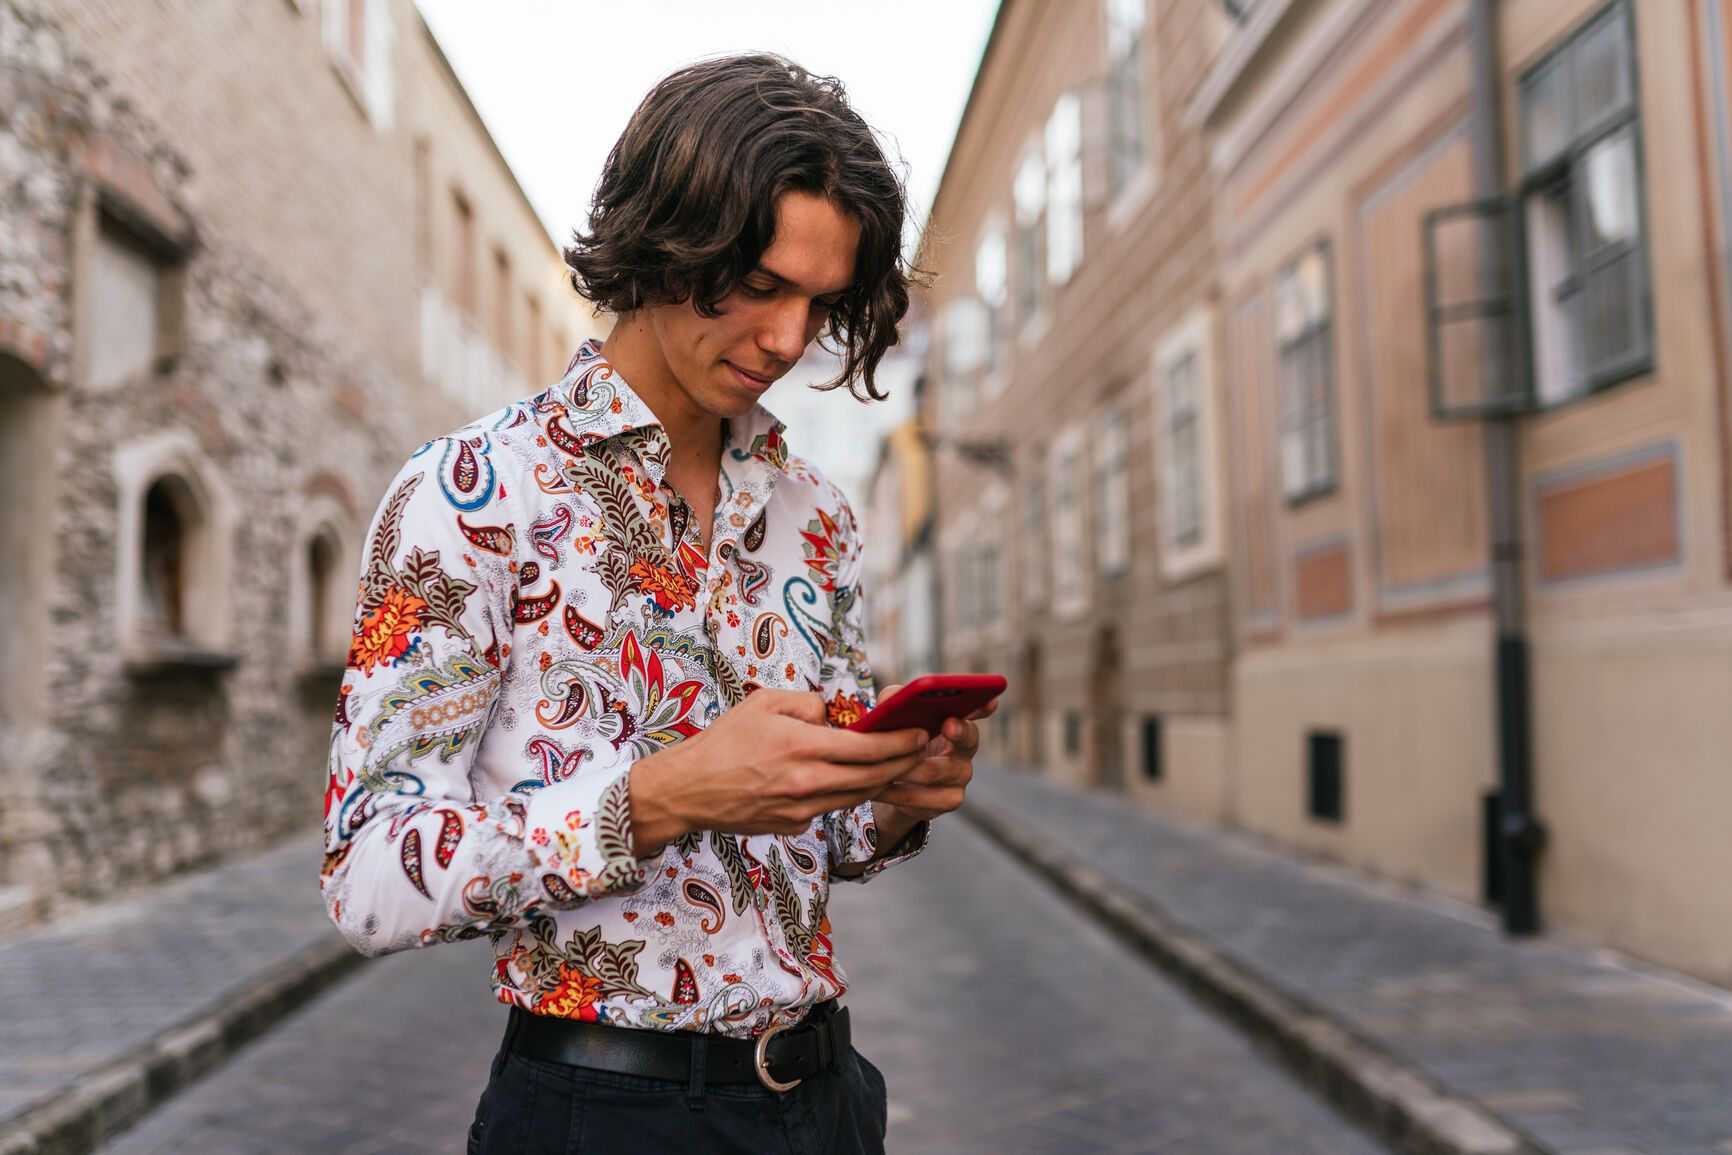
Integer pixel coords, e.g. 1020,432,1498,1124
0,0,594,916
921,0,1238,818
1200,0,1732,981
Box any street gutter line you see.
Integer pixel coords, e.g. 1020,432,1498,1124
958,797,1547,1155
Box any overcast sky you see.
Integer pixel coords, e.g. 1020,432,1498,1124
413,0,1003,252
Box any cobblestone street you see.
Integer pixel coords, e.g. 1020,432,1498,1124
98,819,1390,1154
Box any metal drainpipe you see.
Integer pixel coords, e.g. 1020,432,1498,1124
1469,0,1545,935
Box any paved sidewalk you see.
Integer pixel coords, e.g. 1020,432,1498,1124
0,831,360,1155
967,767,1732,1155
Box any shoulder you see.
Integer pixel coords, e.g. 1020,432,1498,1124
379,391,561,529
392,389,563,510
782,452,860,539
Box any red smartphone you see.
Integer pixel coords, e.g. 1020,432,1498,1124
846,674,1006,735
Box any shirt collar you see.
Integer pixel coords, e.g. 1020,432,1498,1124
551,338,792,479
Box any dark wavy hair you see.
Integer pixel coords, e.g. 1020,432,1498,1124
563,53,919,401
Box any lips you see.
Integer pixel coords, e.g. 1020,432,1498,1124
725,362,778,391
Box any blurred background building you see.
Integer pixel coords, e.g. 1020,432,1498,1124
0,0,595,918
904,0,1234,812
900,0,1732,986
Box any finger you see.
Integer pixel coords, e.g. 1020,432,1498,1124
808,724,930,764
876,683,902,702
797,785,900,818
966,696,1001,722
792,748,931,798
873,781,965,814
885,755,971,789
940,717,979,755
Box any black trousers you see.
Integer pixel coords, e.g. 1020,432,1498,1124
466,1025,889,1155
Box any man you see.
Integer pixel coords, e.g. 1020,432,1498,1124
321,53,989,1154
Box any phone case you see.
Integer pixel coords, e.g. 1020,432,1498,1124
845,674,1007,735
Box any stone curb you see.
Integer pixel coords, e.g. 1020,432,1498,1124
960,797,1548,1155
0,935,365,1155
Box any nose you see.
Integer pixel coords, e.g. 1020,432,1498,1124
756,297,810,366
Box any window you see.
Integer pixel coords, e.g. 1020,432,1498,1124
114,432,237,663
1276,243,1335,503
1425,1,1650,418
88,220,163,390
322,0,394,129
978,486,1006,627
1165,353,1202,547
1046,94,1085,285
1094,412,1130,577
306,529,341,663
1013,149,1047,326
525,293,543,382
1049,430,1088,615
1519,2,1650,403
140,479,192,641
939,295,990,419
413,138,433,281
949,531,976,633
85,206,188,392
493,248,513,360
1105,0,1149,195
1307,730,1345,823
1064,711,1083,757
1141,715,1163,781
978,531,1001,628
450,190,476,317
1023,474,1048,609
976,229,1009,372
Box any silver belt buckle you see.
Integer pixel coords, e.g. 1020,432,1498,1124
753,1020,802,1092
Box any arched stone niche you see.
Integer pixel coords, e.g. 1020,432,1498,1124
111,428,238,669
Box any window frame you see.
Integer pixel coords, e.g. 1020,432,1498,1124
1022,471,1048,610
1048,427,1090,618
975,225,1010,376
1104,0,1150,198
1013,145,1048,330
1045,93,1086,286
1094,409,1131,578
1514,0,1654,405
1275,239,1338,506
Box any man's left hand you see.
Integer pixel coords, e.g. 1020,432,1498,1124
869,685,999,822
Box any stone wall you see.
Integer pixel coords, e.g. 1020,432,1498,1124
0,0,415,910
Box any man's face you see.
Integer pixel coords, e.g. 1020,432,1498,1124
646,190,861,418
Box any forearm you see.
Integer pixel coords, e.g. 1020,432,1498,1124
627,746,693,856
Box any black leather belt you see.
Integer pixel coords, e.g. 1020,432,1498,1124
505,1001,850,1093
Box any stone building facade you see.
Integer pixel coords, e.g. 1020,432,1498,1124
0,0,593,919
919,0,1237,817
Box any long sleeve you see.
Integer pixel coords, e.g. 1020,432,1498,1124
817,487,929,882
320,439,668,957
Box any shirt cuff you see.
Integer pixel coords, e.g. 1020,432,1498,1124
521,765,671,905
829,800,930,882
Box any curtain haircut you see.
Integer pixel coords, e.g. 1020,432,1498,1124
563,53,921,400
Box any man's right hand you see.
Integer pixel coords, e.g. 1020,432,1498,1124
625,689,929,854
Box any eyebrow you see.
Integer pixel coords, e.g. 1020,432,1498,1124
752,263,850,300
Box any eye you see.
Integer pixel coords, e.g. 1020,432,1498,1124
740,282,777,300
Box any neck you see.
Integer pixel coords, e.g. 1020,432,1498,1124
600,313,723,465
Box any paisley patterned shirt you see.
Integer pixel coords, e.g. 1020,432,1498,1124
320,339,925,1039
